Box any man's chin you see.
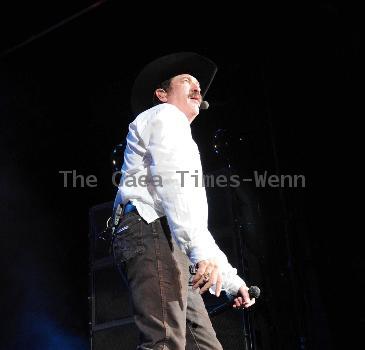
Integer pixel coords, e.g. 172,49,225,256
191,104,200,115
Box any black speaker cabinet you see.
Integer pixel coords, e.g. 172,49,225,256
91,323,139,350
89,201,139,349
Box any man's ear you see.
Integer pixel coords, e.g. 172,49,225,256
155,88,168,102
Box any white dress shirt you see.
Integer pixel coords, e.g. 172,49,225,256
114,103,245,295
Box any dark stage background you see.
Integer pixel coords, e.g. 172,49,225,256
0,2,362,349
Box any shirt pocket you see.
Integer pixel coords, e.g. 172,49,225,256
112,212,144,263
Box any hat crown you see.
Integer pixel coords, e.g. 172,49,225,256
131,52,217,116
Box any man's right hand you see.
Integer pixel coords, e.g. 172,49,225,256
192,259,223,296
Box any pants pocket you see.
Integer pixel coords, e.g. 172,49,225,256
112,212,144,263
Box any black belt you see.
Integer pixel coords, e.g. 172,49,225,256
124,201,137,215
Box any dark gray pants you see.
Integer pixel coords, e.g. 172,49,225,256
112,211,223,350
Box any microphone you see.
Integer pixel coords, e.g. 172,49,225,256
248,285,260,299
207,285,261,317
200,100,209,110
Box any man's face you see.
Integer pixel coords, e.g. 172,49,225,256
164,74,202,122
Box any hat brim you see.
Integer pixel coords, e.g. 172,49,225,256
131,52,217,116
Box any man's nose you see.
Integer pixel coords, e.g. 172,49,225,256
192,86,201,95
191,82,201,93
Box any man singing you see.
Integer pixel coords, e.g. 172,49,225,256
112,52,255,349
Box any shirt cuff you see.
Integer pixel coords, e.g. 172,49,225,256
225,275,246,296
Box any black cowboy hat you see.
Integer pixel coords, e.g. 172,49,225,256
131,52,217,116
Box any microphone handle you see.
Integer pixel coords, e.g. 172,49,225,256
208,286,260,317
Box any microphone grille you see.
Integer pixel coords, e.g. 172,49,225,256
248,286,261,299
200,101,209,110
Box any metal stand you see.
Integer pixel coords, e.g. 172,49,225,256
213,128,257,350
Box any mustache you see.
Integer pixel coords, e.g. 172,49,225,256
188,92,202,101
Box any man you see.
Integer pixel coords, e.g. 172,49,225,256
112,52,255,349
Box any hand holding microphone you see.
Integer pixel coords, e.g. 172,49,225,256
232,285,260,309
206,285,260,316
